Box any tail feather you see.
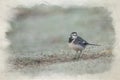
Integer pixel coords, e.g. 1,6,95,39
88,43,100,46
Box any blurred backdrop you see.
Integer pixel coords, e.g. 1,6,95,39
7,5,115,75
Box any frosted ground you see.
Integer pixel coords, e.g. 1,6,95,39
7,6,114,76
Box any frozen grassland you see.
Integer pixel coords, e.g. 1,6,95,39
7,6,115,76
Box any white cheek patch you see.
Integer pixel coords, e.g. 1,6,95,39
72,36,77,39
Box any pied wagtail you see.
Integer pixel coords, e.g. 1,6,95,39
68,32,100,59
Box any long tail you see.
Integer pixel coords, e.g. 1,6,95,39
88,43,100,46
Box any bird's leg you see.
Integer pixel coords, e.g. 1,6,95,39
74,50,81,60
76,50,83,59
79,50,83,58
73,50,83,60
73,50,79,60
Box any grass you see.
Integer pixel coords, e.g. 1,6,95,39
11,48,113,68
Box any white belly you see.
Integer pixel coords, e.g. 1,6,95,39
68,43,84,51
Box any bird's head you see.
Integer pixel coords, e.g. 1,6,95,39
70,32,78,39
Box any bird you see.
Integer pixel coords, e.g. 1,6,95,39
68,32,100,59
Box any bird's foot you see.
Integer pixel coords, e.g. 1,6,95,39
73,56,80,60
73,57,79,60
73,54,83,60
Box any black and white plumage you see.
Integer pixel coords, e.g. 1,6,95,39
68,32,100,59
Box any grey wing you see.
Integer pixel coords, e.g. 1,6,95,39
74,36,88,46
